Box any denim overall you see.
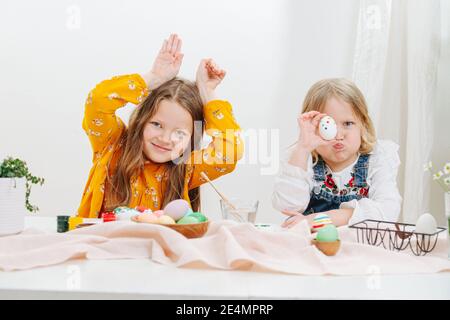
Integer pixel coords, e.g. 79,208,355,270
303,154,370,215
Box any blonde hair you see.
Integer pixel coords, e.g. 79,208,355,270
105,78,204,212
301,78,376,163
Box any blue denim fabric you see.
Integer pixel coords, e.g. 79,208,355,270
302,154,370,215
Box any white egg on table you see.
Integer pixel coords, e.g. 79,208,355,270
415,213,437,234
319,116,337,141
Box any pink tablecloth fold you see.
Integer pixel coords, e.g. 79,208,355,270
0,220,449,275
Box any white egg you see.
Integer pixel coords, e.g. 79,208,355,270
319,116,337,140
415,213,437,234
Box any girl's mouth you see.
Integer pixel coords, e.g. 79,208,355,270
332,143,345,151
151,143,172,152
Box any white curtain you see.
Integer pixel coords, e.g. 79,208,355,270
352,0,441,222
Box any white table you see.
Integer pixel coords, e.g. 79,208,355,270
0,217,449,300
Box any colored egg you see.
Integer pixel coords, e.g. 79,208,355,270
152,210,165,217
116,210,140,221
113,207,140,221
157,215,176,225
163,199,190,221
113,206,130,215
415,213,437,234
312,213,333,231
136,213,159,224
135,205,147,213
186,212,207,222
177,216,200,224
316,224,339,242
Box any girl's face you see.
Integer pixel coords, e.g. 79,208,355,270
142,99,193,163
315,96,362,170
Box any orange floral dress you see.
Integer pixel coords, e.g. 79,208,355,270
77,74,244,218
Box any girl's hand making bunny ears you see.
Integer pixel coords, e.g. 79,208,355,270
297,111,336,152
143,34,184,89
196,59,226,105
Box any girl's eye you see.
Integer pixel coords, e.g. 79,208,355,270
175,130,187,138
344,121,355,127
150,121,162,128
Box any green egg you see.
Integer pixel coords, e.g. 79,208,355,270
185,208,194,216
177,216,199,224
316,224,339,242
187,212,207,222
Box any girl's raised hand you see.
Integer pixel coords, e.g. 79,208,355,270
196,59,226,104
296,111,335,152
146,34,184,87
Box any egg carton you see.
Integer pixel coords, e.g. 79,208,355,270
348,219,447,256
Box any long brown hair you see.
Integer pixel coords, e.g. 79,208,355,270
106,78,204,211
301,78,376,163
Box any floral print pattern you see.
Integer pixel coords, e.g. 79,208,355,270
321,171,369,197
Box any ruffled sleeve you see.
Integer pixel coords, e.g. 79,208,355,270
343,139,403,224
272,146,315,212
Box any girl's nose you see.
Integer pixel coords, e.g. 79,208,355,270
160,130,172,144
335,126,345,140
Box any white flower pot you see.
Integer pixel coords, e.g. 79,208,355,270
0,178,26,236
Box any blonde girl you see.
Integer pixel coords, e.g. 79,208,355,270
272,78,402,228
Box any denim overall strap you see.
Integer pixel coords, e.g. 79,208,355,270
312,157,327,182
353,154,370,187
302,154,371,216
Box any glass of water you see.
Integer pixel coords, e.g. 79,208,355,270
220,198,259,223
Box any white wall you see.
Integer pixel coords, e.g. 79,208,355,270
2,0,446,225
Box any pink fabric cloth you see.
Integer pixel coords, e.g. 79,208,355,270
0,220,449,274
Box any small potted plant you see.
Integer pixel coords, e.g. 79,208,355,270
0,157,44,236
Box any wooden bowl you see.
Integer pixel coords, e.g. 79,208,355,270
311,239,341,256
131,215,209,239
164,221,210,239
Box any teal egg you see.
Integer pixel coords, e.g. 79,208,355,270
185,208,194,216
177,216,199,224
316,224,339,242
113,206,129,215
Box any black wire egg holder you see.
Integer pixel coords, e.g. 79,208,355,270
348,219,447,256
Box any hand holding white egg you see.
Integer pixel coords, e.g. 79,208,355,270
296,112,336,152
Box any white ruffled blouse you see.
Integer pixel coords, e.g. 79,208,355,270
272,139,403,225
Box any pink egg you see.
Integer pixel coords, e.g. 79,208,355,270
137,213,158,224
152,210,165,217
163,199,190,221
